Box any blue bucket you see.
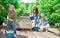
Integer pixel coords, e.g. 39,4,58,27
5,33,14,38
33,27,39,31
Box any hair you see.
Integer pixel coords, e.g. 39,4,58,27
8,5,16,12
41,14,44,16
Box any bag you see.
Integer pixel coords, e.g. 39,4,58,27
30,16,34,20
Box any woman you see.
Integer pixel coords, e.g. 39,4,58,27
33,6,38,26
6,5,17,37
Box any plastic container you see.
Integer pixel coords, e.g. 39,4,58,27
5,33,14,38
33,27,39,31
30,16,34,20
5,31,14,38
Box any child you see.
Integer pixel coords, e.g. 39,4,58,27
39,14,50,32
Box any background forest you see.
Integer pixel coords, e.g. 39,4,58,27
0,0,60,28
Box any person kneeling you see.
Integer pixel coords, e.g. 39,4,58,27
39,14,50,32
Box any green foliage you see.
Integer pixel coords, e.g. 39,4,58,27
8,0,18,8
0,0,18,25
0,10,7,22
47,13,60,23
28,3,36,15
54,23,60,28
16,3,26,16
36,0,60,28
0,16,6,22
0,0,60,28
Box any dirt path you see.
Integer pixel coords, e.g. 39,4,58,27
16,31,60,38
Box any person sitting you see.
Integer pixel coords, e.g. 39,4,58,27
39,14,50,32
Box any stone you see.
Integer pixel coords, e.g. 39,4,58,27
48,28,60,36
0,30,5,38
17,35,27,38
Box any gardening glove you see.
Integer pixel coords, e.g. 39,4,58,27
9,18,13,22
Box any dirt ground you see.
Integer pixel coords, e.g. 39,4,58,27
0,30,60,38
16,31,60,38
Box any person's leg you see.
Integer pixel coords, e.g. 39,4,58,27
35,14,38,26
12,20,16,34
5,20,10,31
40,25,44,31
45,24,50,32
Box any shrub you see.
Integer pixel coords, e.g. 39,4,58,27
54,23,60,28
47,13,60,23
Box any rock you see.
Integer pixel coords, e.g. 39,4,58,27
48,28,60,36
16,31,27,38
0,30,5,38
16,16,32,29
17,35,27,38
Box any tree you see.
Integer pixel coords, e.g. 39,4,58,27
0,0,19,25
16,3,26,16
36,0,60,27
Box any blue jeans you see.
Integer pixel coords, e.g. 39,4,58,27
35,14,38,26
5,20,16,34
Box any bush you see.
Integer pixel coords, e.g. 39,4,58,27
0,16,6,26
46,13,60,28
54,23,60,28
48,13,60,23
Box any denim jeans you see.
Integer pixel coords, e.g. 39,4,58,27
35,14,38,26
5,20,16,34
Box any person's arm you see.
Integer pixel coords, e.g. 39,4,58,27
44,18,48,25
14,12,17,20
39,19,42,26
7,16,9,20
